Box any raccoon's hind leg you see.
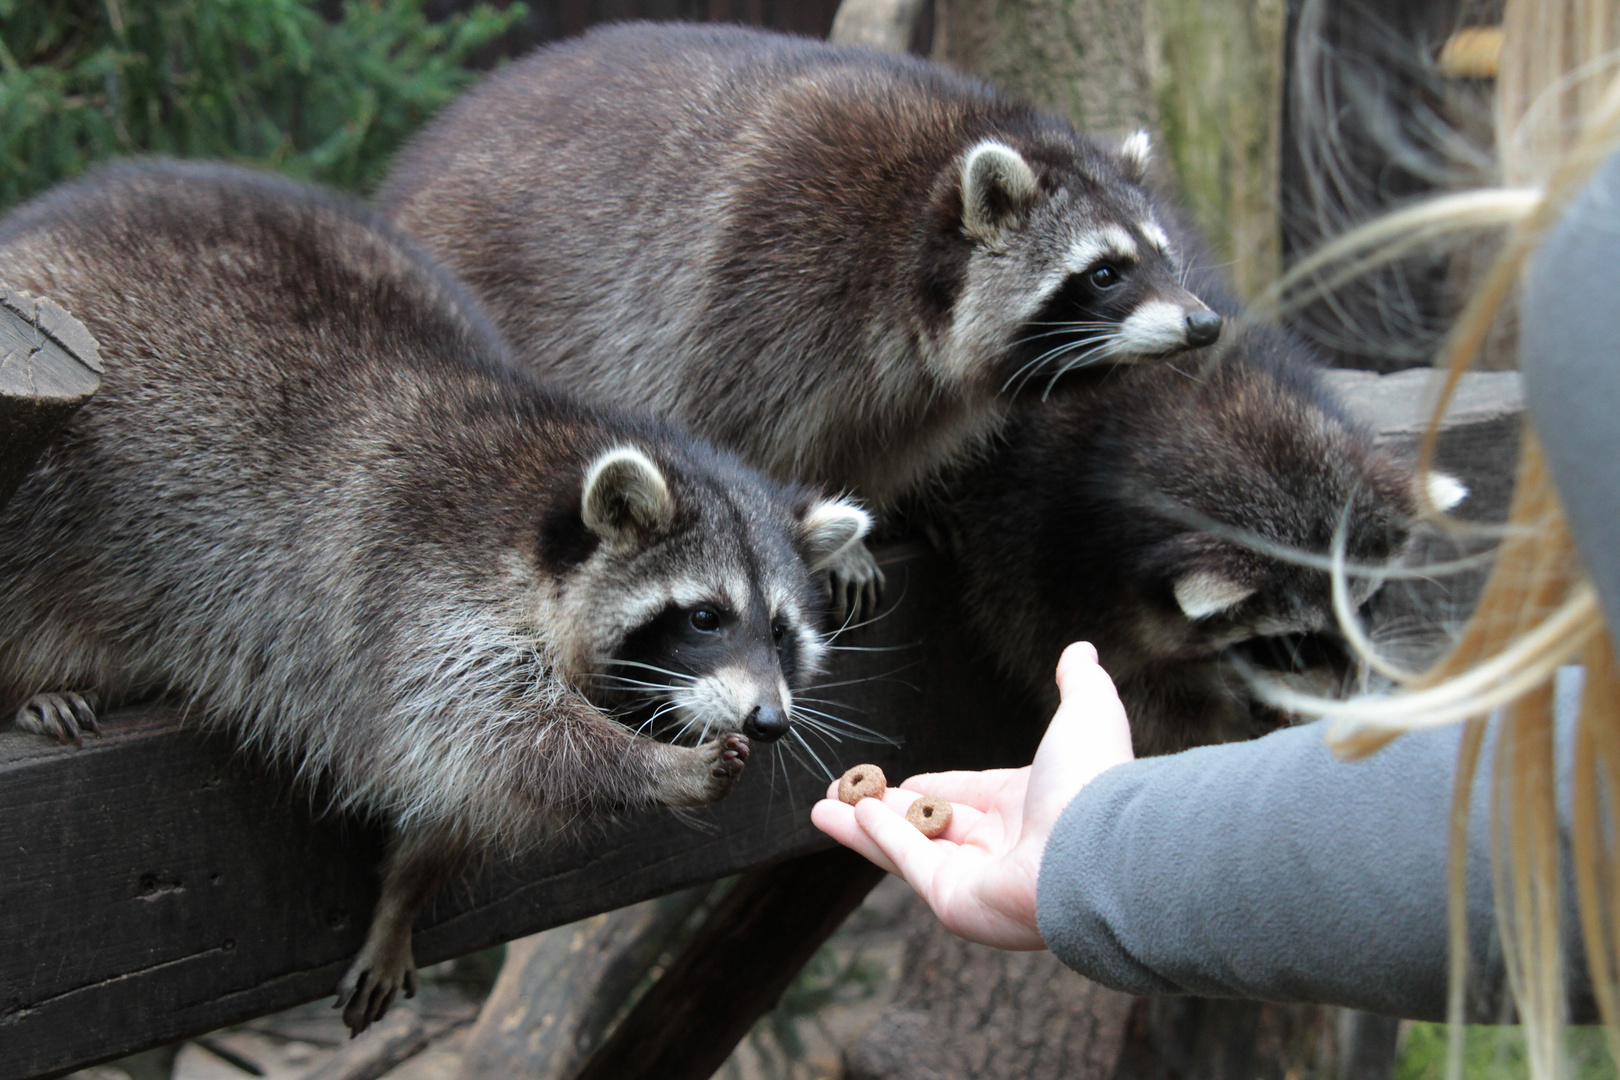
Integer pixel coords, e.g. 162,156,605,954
13,691,101,747
338,830,464,1037
825,538,886,626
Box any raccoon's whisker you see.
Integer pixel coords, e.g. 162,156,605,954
635,700,685,737
794,721,845,757
1330,500,1417,683
1039,338,1119,398
1144,495,1503,580
826,580,908,639
792,694,870,712
599,658,698,682
1006,322,1123,348
822,641,920,653
793,708,903,745
590,674,681,692
801,661,923,693
781,735,818,777
1014,334,1117,397
1001,334,1104,395
788,728,836,781
1019,319,1127,330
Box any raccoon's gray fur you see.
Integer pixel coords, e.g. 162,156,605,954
945,316,1464,756
0,160,869,1034
378,21,1222,616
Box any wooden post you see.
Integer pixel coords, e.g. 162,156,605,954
0,284,101,508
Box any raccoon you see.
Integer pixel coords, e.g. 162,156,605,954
944,316,1465,756
0,160,869,1034
377,21,1222,617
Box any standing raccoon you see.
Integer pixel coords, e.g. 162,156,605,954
945,320,1465,756
378,21,1222,615
0,161,869,1034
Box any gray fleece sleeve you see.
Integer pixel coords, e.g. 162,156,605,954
1037,671,1591,1021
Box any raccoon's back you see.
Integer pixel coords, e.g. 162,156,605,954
378,23,1037,498
0,161,520,713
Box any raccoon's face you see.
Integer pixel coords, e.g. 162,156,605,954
939,135,1221,397
1141,460,1468,686
549,445,870,747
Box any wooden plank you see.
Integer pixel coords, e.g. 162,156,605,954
0,543,1047,1080
0,285,102,507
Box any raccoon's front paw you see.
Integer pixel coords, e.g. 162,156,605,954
336,937,419,1037
14,692,100,748
825,539,885,627
659,733,750,807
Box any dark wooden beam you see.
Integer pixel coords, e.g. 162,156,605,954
0,544,1047,1080
0,285,102,508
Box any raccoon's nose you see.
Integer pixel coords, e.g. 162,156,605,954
1185,309,1223,347
744,703,791,742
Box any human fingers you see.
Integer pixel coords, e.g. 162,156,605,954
1024,642,1134,825
811,798,902,876
897,768,1025,810
852,796,951,894
880,787,988,843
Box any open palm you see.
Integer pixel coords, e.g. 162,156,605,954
811,642,1135,950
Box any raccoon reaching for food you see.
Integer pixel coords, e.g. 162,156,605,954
0,160,869,1034
944,311,1466,756
378,21,1222,620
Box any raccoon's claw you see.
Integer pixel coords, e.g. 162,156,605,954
825,539,885,627
14,692,101,748
715,731,750,778
336,939,418,1037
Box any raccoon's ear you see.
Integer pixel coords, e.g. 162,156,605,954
582,446,675,545
1173,570,1258,621
1119,130,1153,181
1425,472,1468,512
799,496,873,571
960,140,1038,242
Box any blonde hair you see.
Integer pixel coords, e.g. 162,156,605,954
1261,1,1620,1074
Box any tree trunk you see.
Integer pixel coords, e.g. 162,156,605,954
457,886,712,1079
844,896,1133,1080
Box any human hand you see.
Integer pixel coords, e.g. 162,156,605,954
810,641,1134,950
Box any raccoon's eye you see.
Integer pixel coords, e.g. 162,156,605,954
771,623,786,645
690,609,721,632
1088,265,1122,289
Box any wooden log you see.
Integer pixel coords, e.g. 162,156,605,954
844,906,1134,1080
456,887,713,1078
0,543,1047,1080
0,284,101,508
570,847,888,1080
301,1007,432,1080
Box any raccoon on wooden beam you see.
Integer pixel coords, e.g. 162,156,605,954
0,161,869,1036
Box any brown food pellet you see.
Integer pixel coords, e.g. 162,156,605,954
838,764,887,805
906,795,953,838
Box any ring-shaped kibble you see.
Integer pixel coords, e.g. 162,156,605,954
838,764,887,805
906,795,953,838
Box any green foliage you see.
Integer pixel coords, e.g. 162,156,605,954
0,0,521,209
1396,1023,1619,1080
